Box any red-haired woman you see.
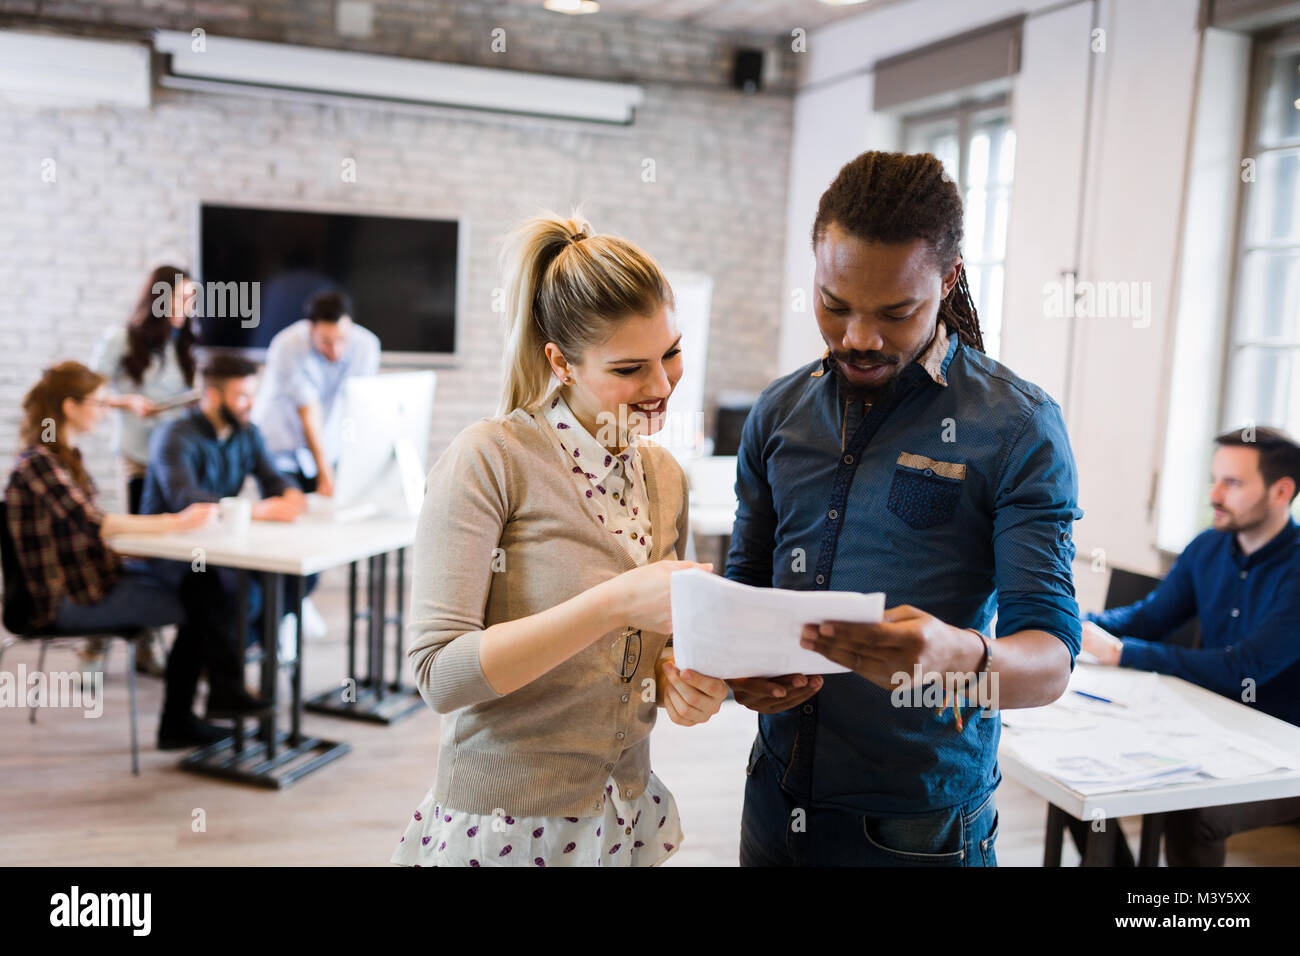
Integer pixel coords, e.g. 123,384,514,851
5,362,260,749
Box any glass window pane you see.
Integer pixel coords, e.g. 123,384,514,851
1224,346,1296,432
1259,46,1300,147
998,129,1017,187
904,118,960,184
964,187,988,260
902,101,1011,363
1235,250,1300,343
968,130,991,189
990,186,1011,260
1244,148,1300,244
984,263,1004,340
966,263,984,316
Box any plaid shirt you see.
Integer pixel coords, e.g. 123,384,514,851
5,445,123,629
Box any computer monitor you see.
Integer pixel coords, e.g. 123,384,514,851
332,371,436,517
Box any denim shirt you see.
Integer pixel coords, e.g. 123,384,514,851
726,327,1083,815
139,407,287,515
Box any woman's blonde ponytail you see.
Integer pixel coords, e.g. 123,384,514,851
496,210,672,416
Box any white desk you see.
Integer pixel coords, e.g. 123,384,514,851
107,511,417,788
683,456,738,551
107,511,416,577
690,503,738,539
999,664,1300,865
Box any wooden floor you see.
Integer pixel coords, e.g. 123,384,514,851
3,581,1298,866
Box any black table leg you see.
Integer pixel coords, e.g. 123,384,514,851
1138,813,1165,866
374,551,388,703
1043,804,1067,867
290,574,303,747
180,566,350,789
304,547,423,725
391,548,405,692
347,560,358,687
260,570,280,759
233,568,248,754
1082,819,1120,866
365,555,377,687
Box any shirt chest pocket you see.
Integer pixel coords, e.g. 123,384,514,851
885,453,966,531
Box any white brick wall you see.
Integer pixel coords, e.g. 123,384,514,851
0,79,793,509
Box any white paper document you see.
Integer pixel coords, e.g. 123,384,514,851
1001,665,1300,793
669,568,885,679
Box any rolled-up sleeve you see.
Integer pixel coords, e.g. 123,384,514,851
407,421,511,714
991,400,1084,662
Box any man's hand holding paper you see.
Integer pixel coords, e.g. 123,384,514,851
668,568,885,680
797,605,987,692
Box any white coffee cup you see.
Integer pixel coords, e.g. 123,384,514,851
218,496,252,535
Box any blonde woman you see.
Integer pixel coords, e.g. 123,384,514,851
392,213,728,867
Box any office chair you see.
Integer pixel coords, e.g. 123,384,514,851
1103,567,1201,648
0,502,145,775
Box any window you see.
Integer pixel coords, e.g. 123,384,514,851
904,97,1016,360
1224,32,1300,439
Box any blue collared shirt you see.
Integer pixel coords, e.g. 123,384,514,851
726,327,1083,815
1088,519,1300,727
251,319,381,476
139,407,287,515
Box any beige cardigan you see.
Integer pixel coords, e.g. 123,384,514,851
406,405,690,818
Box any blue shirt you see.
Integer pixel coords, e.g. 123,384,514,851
1087,519,1300,727
726,326,1083,815
140,407,287,515
251,319,381,476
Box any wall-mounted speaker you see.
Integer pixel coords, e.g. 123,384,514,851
732,48,764,94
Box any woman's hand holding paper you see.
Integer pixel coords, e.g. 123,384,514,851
659,656,728,726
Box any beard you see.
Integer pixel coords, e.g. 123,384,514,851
826,323,935,404
831,363,901,405
218,401,246,429
1212,499,1270,534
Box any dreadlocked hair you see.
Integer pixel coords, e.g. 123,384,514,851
811,150,984,353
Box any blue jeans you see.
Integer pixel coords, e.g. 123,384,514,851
53,566,184,632
739,742,999,867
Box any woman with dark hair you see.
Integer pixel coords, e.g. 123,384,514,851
4,362,242,749
87,265,201,674
90,265,200,515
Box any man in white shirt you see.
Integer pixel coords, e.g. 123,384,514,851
253,290,381,496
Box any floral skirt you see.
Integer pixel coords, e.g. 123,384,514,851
390,772,684,868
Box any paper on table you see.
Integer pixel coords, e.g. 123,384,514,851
1002,665,1300,792
669,568,885,679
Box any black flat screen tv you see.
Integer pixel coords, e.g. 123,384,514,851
197,204,460,355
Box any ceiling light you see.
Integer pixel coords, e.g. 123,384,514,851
543,0,600,13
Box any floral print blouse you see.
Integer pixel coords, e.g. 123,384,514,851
542,389,653,563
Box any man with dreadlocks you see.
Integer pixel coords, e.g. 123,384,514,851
725,150,1083,867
